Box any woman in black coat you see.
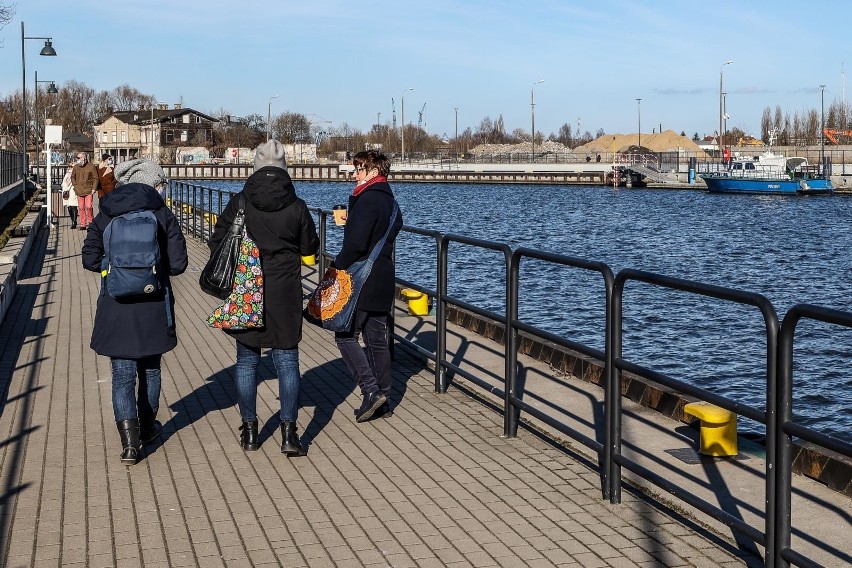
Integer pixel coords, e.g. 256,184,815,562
207,140,319,456
82,161,188,466
334,150,403,423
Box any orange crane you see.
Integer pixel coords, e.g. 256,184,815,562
823,128,852,144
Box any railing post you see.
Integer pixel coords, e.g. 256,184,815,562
505,250,520,437
775,311,797,568
608,275,624,504
436,236,448,393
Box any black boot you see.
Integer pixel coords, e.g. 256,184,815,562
116,419,141,466
280,421,303,457
239,421,259,451
139,411,162,445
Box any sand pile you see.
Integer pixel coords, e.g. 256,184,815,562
574,130,704,153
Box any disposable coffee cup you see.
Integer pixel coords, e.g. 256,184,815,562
333,205,347,226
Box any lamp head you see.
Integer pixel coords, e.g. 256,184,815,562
47,82,58,94
40,40,57,56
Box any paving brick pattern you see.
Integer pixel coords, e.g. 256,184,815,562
0,223,757,567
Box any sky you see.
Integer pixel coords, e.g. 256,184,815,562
2,0,850,141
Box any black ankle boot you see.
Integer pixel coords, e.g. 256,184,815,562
139,412,162,445
280,421,303,457
239,421,259,451
116,419,141,466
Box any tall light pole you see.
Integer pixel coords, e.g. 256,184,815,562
531,79,544,163
719,60,733,161
820,84,826,175
400,87,414,162
34,71,58,162
453,107,459,158
267,94,278,142
636,98,642,150
21,22,57,183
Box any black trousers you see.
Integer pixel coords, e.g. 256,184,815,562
67,206,78,226
335,310,391,397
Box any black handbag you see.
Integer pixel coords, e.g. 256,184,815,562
199,194,246,299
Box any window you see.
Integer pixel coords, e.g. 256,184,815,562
181,130,188,142
102,131,108,143
112,131,117,143
121,130,127,143
165,130,174,143
196,116,202,124
182,114,190,124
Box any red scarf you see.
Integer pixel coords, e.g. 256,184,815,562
353,175,387,196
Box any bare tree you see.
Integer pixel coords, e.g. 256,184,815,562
273,111,310,143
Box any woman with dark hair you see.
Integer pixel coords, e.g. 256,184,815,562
334,150,403,422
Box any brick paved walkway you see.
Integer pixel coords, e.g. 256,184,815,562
0,222,758,567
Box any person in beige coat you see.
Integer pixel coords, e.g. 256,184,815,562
61,165,79,228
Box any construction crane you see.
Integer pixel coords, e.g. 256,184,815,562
417,102,426,131
823,128,852,145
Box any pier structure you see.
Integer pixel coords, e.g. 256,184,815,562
0,187,848,566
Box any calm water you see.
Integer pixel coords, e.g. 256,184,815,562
192,180,852,442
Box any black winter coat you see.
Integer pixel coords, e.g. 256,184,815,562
208,167,319,349
333,180,403,312
82,183,188,358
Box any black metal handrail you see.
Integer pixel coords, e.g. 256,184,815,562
166,180,850,568
613,268,780,564
777,305,852,568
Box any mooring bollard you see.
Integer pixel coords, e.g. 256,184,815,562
684,401,738,457
401,288,429,316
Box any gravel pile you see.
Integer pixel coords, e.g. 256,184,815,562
470,140,573,155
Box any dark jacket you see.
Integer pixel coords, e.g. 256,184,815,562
333,179,403,312
82,183,188,358
208,167,319,349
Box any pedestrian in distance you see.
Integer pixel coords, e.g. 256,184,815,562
206,139,319,456
71,152,99,231
97,153,117,199
333,150,403,423
81,159,188,466
61,165,78,228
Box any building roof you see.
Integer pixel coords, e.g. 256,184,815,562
94,107,220,126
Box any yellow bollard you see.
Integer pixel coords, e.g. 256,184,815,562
683,401,738,457
401,288,429,316
301,255,316,266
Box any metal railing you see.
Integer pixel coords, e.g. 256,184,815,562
165,180,850,568
0,149,24,190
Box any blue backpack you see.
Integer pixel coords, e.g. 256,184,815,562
102,209,162,299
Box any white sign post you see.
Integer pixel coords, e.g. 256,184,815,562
44,124,63,227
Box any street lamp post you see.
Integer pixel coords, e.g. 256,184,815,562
453,107,459,159
636,98,642,150
400,88,414,162
21,21,57,183
531,79,544,163
35,71,59,161
820,84,826,176
719,60,733,161
267,94,279,142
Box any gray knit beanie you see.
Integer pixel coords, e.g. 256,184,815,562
114,158,167,187
253,139,287,172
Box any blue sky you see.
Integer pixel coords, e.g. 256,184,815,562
2,0,849,140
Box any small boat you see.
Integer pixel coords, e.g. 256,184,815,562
700,131,832,195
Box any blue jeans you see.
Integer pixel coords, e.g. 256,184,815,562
234,342,300,423
335,311,391,398
111,355,162,423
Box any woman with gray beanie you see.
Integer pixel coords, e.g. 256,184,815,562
82,158,187,465
207,140,319,456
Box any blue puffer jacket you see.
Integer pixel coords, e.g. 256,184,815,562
82,183,188,358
